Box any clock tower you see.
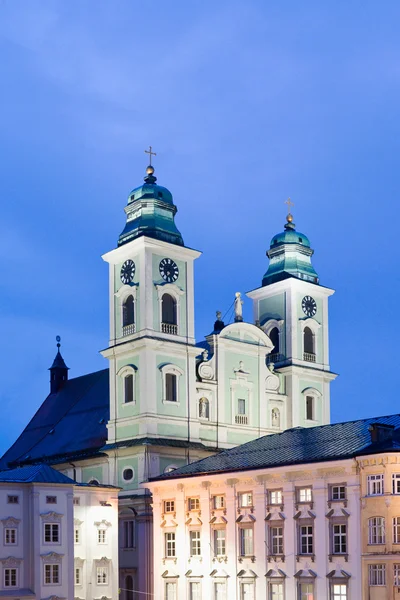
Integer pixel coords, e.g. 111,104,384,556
247,210,337,428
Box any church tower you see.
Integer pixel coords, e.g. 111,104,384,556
247,208,336,428
101,155,204,481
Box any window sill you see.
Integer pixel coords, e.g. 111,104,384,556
296,554,315,562
122,401,136,406
238,555,256,563
329,553,348,562
162,400,180,406
266,554,285,562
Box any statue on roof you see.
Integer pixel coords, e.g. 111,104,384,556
234,292,243,322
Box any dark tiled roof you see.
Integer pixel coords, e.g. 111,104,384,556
0,369,109,469
0,463,75,484
151,414,400,481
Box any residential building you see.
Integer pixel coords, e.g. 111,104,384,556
0,464,119,599
0,156,336,598
147,416,400,600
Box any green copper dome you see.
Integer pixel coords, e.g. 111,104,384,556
262,215,319,286
118,166,184,247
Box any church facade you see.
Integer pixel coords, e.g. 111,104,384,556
0,158,336,598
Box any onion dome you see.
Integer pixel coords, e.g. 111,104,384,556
118,164,184,247
262,213,319,286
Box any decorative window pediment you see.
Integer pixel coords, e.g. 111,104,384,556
265,568,287,578
74,557,85,567
41,511,63,522
1,517,20,527
1,556,22,567
95,556,111,567
74,518,84,527
209,568,229,578
94,520,112,528
162,568,180,578
40,551,63,563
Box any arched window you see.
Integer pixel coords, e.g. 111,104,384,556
123,295,135,327
306,396,314,420
162,294,177,326
125,575,134,600
124,374,134,404
199,397,210,420
368,517,385,544
271,408,280,428
165,373,177,402
303,327,315,360
269,327,280,355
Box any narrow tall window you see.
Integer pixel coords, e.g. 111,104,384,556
165,373,177,402
190,530,201,556
332,523,347,554
270,524,284,555
124,374,134,403
123,295,135,327
368,517,385,544
269,327,280,355
98,528,106,544
96,566,108,584
299,525,313,554
126,575,134,600
367,474,384,495
214,529,226,556
166,582,177,600
238,398,246,414
214,582,227,600
394,517,400,544
303,327,315,361
190,582,201,600
4,568,17,587
165,532,176,557
75,567,81,585
239,527,254,556
45,564,60,584
306,396,314,420
4,528,17,545
162,294,177,325
240,582,255,600
123,520,135,548
394,564,400,586
393,473,400,494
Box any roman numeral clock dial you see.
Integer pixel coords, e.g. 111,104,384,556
159,258,179,283
302,295,317,318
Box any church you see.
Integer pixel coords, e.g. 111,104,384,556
0,153,337,598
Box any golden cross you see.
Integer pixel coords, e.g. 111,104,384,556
285,197,294,214
144,145,157,166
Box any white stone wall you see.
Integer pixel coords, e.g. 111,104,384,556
0,480,119,600
147,458,361,599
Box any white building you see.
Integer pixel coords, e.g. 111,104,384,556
0,463,119,600
144,415,400,600
0,157,337,598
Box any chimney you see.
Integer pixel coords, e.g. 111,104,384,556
369,423,395,444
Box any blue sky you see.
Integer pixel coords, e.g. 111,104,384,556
0,1,399,455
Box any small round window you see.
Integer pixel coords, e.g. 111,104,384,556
123,468,134,482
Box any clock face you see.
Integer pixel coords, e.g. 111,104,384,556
159,258,179,283
302,295,317,318
120,260,135,284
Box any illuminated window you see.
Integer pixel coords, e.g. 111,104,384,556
367,474,384,495
368,517,385,544
239,492,253,507
298,487,312,503
369,564,386,585
213,495,225,509
269,489,283,505
164,500,175,513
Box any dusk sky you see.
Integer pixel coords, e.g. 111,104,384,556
1,1,399,455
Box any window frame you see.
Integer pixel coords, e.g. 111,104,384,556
238,491,253,508
368,516,386,545
4,567,17,588
96,565,108,585
212,495,225,509
268,489,283,506
165,531,176,558
7,495,19,504
189,530,201,557
330,582,348,600
239,525,254,557
331,522,347,555
164,500,176,513
269,521,284,556
44,522,60,544
44,563,60,585
188,497,200,511
368,564,386,586
4,528,17,546
123,519,135,549
213,528,226,557
297,486,313,504
298,522,314,556
329,484,347,502
160,364,184,404
268,580,285,600
367,473,384,496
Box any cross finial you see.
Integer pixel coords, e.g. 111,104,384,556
144,145,156,166
285,197,294,214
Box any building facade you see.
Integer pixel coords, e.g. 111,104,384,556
0,158,337,598
147,417,400,600
0,464,119,600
